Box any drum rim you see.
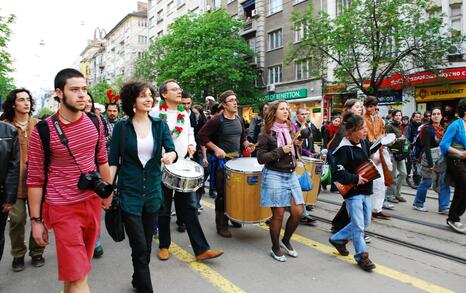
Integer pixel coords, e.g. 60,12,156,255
225,166,263,174
162,165,204,179
162,180,201,192
300,157,324,164
225,212,272,224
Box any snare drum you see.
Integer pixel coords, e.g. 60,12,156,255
295,157,324,205
162,159,204,192
225,158,271,224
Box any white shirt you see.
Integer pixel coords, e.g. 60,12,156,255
149,104,196,158
137,130,154,167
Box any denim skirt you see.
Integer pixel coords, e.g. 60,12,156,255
260,168,304,207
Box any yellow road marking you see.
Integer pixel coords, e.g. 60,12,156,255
154,237,245,293
201,200,456,293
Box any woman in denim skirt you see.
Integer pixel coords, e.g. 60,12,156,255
256,100,304,262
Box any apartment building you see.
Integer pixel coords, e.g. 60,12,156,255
79,2,149,85
147,0,206,40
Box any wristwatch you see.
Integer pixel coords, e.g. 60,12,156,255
30,216,43,223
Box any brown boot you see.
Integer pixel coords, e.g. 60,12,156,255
357,252,376,271
216,210,231,237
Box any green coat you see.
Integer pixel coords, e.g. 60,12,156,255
109,116,176,216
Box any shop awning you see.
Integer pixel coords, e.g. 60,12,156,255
242,0,255,9
286,96,322,103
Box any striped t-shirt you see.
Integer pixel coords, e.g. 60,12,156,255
27,113,108,205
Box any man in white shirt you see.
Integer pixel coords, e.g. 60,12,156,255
150,79,223,262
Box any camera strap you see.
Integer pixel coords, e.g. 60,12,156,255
51,114,85,174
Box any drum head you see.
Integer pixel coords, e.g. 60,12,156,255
225,158,263,172
164,159,204,178
381,133,396,146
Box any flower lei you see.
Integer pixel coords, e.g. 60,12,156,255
159,99,185,138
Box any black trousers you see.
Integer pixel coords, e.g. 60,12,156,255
0,211,8,262
447,159,466,222
214,165,230,229
331,202,350,232
123,210,157,293
159,185,210,256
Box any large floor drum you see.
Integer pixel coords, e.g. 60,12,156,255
295,157,324,205
225,158,272,224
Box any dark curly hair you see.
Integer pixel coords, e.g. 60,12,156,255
457,98,466,118
0,88,35,122
119,81,156,118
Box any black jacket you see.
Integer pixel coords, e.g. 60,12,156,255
332,137,373,198
0,121,19,205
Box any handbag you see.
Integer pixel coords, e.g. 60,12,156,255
105,121,127,242
298,170,313,191
105,193,125,242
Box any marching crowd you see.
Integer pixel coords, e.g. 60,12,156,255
0,68,465,292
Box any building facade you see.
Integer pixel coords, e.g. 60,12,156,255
79,2,149,86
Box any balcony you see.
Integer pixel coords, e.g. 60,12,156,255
240,17,256,36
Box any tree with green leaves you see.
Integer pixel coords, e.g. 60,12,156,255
135,10,258,101
290,0,464,96
0,12,15,104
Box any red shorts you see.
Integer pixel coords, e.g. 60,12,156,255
43,196,101,281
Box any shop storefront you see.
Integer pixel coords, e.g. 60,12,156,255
322,83,357,123
415,83,466,113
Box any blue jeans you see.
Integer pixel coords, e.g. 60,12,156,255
413,175,451,210
330,195,371,261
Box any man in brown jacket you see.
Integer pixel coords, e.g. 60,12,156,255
1,88,43,271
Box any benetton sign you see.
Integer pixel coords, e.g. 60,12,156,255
239,89,308,105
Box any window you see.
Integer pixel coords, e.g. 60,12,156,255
138,35,148,44
157,30,164,38
336,0,352,15
138,52,144,59
269,0,283,15
157,9,163,22
450,4,462,34
177,0,186,7
296,60,310,80
295,24,305,42
167,1,174,15
268,29,282,50
214,0,222,9
268,65,282,84
247,38,256,52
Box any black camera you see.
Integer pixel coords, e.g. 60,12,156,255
77,171,113,199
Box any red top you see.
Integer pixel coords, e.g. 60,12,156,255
27,113,108,205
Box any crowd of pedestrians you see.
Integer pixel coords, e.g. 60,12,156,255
0,68,465,291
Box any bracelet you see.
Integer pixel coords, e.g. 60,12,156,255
30,217,43,223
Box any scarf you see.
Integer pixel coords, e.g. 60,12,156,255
327,124,339,140
433,124,445,143
271,122,295,157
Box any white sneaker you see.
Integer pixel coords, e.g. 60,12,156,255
383,202,394,210
412,205,428,212
447,220,466,234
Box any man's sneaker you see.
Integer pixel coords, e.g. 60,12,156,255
329,238,349,256
357,253,376,271
382,202,395,210
438,208,449,215
412,205,428,212
177,224,186,233
217,229,232,238
447,220,466,234
387,196,399,203
300,215,317,226
31,255,45,267
93,245,104,258
364,234,372,243
230,220,242,228
209,191,217,198
395,196,407,203
12,256,25,272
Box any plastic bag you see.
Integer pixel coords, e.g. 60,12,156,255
298,171,313,191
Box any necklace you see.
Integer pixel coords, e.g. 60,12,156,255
159,100,185,138
59,112,74,123
15,120,28,127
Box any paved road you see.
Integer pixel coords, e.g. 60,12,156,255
0,186,464,293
